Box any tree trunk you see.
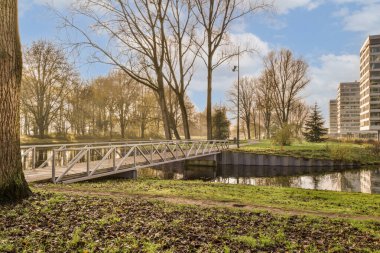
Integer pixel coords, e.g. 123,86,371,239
246,119,251,140
119,110,126,139
168,111,181,140
258,111,261,140
156,88,172,140
266,121,270,139
0,0,31,202
140,120,145,139
120,122,125,138
109,109,113,139
171,123,181,140
178,95,191,139
252,111,257,139
206,58,213,140
38,122,45,139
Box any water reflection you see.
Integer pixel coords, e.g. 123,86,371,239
139,164,380,194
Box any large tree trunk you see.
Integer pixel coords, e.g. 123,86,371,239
206,57,213,140
0,0,31,202
178,95,191,140
156,87,172,140
171,123,181,140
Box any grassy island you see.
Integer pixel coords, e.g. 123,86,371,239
236,140,380,164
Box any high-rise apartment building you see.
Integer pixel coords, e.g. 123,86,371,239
359,35,380,132
329,100,338,135
337,82,360,135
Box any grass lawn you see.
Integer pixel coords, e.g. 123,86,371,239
237,140,380,164
38,179,380,217
1,182,379,252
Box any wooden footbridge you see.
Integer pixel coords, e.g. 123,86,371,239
21,140,230,184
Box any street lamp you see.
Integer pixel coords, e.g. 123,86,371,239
232,47,240,148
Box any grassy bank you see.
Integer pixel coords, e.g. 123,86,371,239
237,140,380,164
37,179,380,217
1,188,379,252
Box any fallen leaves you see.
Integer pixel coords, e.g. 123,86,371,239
0,192,379,252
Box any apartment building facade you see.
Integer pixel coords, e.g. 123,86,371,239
337,82,360,135
359,35,380,131
329,100,338,135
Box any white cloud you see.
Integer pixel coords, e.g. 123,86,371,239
332,7,350,18
274,0,324,14
340,3,380,34
327,0,380,34
272,0,380,35
304,54,360,121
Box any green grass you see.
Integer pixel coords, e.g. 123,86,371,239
37,179,380,217
237,140,380,164
1,191,379,252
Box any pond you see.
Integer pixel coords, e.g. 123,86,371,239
139,164,380,194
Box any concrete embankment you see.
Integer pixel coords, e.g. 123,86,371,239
217,151,360,167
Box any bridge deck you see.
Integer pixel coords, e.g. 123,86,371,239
22,140,230,183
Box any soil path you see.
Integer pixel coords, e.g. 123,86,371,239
42,187,380,222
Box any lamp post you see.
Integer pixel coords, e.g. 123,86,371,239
232,47,240,148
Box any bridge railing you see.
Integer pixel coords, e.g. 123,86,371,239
20,140,177,170
50,140,229,183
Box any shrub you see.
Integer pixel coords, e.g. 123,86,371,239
326,145,354,161
366,142,380,156
352,139,364,145
65,133,76,141
271,124,293,146
366,139,378,145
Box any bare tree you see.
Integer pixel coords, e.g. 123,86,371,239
193,0,271,139
21,40,76,138
228,76,257,139
0,0,31,201
64,72,162,139
263,49,310,127
163,0,199,139
289,100,310,138
256,69,273,138
66,82,93,135
61,0,175,139
166,88,182,139
136,87,159,139
111,71,139,139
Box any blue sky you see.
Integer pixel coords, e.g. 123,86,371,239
19,0,380,122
